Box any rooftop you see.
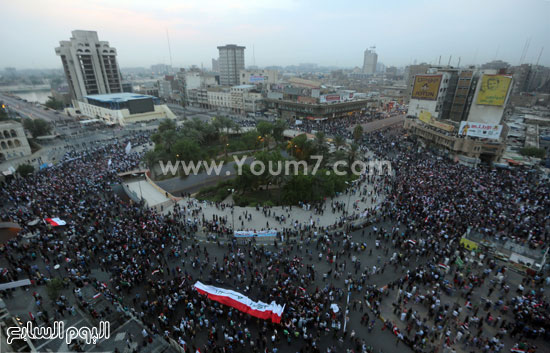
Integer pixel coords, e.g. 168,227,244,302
84,93,154,103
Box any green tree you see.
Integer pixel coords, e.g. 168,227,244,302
353,125,364,142
288,134,314,161
520,147,546,159
314,131,328,167
234,164,259,194
272,119,288,146
16,163,35,177
347,143,360,173
0,103,8,121
333,135,345,150
46,277,64,300
45,96,64,110
23,118,52,138
257,121,274,140
173,138,203,164
158,118,177,133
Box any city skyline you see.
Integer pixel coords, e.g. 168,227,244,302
1,0,549,70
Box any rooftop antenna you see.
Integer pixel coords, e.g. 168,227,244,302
535,47,544,66
494,45,500,60
457,57,461,68
519,37,531,65
166,29,173,68
447,55,452,67
438,56,441,65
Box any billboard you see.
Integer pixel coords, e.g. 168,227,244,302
249,75,265,83
476,75,512,106
320,94,341,103
459,121,503,139
418,111,455,132
411,75,442,100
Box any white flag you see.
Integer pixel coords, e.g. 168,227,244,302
108,158,112,167
125,142,132,154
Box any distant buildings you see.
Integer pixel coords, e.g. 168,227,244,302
211,58,219,72
510,64,550,95
0,121,32,162
150,64,173,75
362,48,378,75
481,60,510,70
218,44,246,86
55,30,122,103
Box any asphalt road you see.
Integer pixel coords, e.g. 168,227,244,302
0,92,70,124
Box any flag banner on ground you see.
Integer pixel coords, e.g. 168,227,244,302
233,229,278,238
92,293,102,299
44,218,66,226
0,279,32,291
193,281,285,323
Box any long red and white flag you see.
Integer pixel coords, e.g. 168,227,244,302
44,218,66,226
193,281,285,323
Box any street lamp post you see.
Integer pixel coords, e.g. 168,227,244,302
345,181,354,217
228,188,235,231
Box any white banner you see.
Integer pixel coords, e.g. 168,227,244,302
459,122,502,139
234,229,278,238
193,281,285,323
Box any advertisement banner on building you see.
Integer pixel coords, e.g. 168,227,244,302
459,121,503,139
320,94,341,103
297,96,317,104
418,111,455,132
476,75,512,106
249,75,265,83
411,75,442,100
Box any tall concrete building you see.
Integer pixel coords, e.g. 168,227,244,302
55,30,123,103
217,44,245,86
362,48,378,74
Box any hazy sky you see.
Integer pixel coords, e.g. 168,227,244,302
2,0,549,69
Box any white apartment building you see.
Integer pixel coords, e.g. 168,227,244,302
207,89,232,111
0,121,32,162
55,30,123,103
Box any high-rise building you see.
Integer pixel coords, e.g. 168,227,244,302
55,30,122,103
212,58,219,72
217,44,245,86
362,48,378,74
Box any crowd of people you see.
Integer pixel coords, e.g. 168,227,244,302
0,113,549,353
290,111,391,139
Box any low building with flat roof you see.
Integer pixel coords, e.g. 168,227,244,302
264,97,377,121
78,93,176,125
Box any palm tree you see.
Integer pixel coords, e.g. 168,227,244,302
347,143,359,173
333,135,345,150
